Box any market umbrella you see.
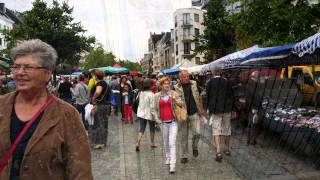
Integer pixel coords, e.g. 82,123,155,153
162,67,181,75
96,66,129,74
71,71,82,76
113,64,122,68
129,71,141,75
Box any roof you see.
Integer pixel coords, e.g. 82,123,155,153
5,9,22,24
159,32,171,46
150,33,165,44
0,3,22,24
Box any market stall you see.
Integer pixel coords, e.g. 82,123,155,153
201,45,261,72
240,44,294,67
262,98,320,155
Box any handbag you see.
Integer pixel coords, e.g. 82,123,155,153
91,85,109,116
132,91,140,114
0,96,57,172
173,104,187,122
172,93,187,122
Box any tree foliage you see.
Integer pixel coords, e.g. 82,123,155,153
231,0,320,48
82,45,116,70
3,0,95,67
118,60,142,71
195,0,236,61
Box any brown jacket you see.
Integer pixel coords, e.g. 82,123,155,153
0,92,93,180
174,80,201,114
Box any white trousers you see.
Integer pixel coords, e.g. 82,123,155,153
161,121,178,166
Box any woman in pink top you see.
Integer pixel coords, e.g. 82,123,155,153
153,77,183,174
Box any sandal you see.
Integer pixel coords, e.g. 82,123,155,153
135,144,140,152
93,144,105,149
224,150,231,156
215,153,222,162
150,145,157,148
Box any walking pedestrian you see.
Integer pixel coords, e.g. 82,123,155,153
153,77,182,173
174,70,205,164
206,67,234,162
90,70,111,149
245,71,264,146
121,83,134,124
71,74,89,130
0,39,92,180
58,76,73,104
135,79,157,151
119,76,132,121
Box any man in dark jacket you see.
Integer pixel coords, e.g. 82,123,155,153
206,67,234,162
245,71,264,145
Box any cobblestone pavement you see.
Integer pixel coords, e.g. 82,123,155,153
91,114,243,180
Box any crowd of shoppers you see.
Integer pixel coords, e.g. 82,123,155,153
0,40,270,177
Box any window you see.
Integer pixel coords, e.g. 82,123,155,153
195,57,200,64
175,16,177,27
0,38,2,46
184,42,191,54
195,28,200,37
183,13,191,25
195,41,200,49
194,13,200,22
183,28,191,39
176,44,178,55
175,30,178,41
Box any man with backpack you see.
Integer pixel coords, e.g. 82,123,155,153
71,75,89,130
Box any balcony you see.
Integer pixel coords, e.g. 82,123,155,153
182,35,193,42
181,20,193,27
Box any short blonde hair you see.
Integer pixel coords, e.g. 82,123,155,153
159,76,170,86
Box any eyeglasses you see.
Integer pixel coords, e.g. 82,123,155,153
11,64,47,73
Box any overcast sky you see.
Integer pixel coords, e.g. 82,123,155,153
2,0,193,61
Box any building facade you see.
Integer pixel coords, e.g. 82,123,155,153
173,8,205,66
140,53,152,74
156,32,174,71
0,3,21,51
148,32,165,73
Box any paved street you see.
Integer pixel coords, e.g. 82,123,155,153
91,114,242,180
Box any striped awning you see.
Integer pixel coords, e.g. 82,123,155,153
293,32,320,57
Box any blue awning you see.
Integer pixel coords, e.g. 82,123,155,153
292,32,320,57
71,71,82,76
162,67,181,75
240,44,294,65
201,45,261,72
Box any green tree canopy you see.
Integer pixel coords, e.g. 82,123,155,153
117,60,142,71
195,0,236,62
232,0,320,48
3,0,95,67
82,45,116,70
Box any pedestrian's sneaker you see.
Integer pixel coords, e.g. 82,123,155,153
169,165,175,174
193,149,199,157
180,158,188,164
165,159,170,165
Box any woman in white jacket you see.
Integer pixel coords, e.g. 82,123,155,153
135,78,157,151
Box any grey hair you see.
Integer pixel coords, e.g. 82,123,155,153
211,66,222,75
179,70,189,77
10,39,58,70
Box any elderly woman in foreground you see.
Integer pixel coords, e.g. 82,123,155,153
0,39,93,180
